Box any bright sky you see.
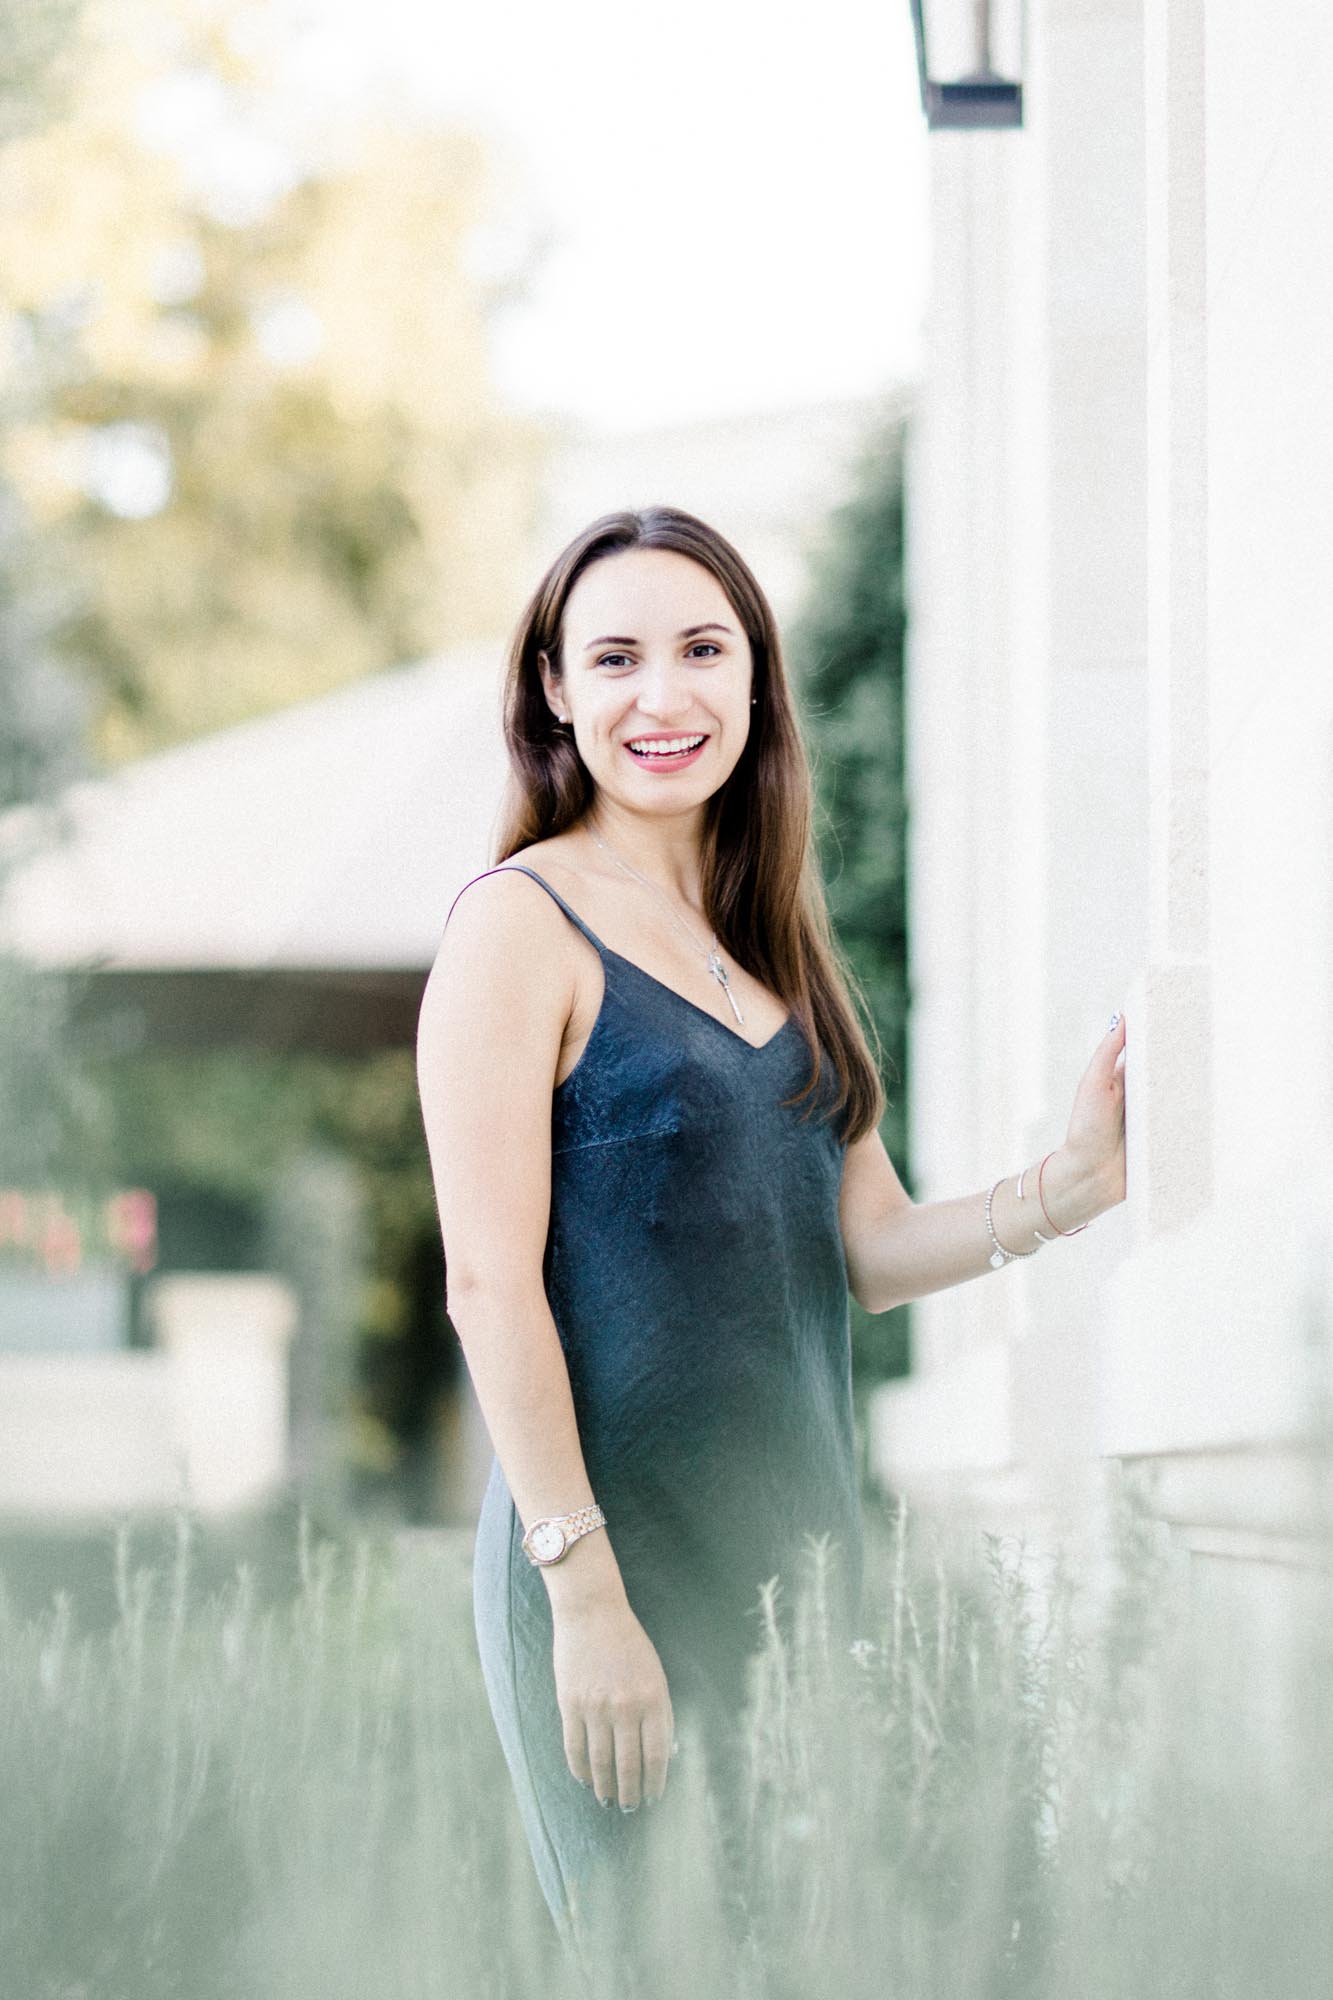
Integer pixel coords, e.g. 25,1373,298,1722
274,0,930,433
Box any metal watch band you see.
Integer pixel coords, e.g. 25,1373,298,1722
521,1503,607,1567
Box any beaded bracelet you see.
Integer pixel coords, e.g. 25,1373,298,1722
987,1150,1090,1268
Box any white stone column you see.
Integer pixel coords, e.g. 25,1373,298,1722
1136,0,1213,1239
1098,0,1333,1579
145,1273,298,1513
872,0,1149,1534
0,1353,180,1515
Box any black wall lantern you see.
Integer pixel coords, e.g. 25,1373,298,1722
910,0,1024,128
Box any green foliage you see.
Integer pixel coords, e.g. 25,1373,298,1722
0,2,531,1485
0,0,84,144
70,1042,444,1505
0,0,548,764
5,1475,1325,1999
0,0,98,1187
0,0,95,799
790,408,912,1385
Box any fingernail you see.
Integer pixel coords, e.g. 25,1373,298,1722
619,1802,639,1814
1107,1011,1122,1033
599,1796,612,1808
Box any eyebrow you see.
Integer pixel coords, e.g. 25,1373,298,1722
583,622,736,652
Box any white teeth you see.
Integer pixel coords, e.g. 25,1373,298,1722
627,734,706,757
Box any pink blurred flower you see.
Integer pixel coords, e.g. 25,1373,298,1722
0,1190,31,1248
106,1189,158,1273
40,1203,82,1276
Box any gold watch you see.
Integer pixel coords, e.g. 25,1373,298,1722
521,1503,607,1567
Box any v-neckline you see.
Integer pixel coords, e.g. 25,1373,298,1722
499,861,795,1055
603,946,797,1054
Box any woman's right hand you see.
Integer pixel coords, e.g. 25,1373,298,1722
552,1598,675,1809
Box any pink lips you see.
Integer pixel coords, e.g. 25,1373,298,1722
623,735,709,773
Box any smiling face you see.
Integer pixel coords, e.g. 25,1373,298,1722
539,546,754,820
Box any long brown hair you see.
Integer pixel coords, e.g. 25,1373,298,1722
492,506,886,1145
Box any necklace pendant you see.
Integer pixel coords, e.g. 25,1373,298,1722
708,951,745,1027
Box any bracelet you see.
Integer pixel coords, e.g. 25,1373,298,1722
1017,1164,1055,1243
986,1177,1040,1266
987,1151,1093,1269
1037,1149,1089,1237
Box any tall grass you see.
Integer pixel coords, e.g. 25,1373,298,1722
1,1477,1329,2000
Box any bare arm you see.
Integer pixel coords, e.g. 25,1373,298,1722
416,867,672,1806
840,1129,1109,1314
416,867,624,1613
840,1019,1128,1315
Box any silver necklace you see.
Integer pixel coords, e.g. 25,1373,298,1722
586,825,745,1027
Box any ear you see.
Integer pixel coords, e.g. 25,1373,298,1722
536,648,565,722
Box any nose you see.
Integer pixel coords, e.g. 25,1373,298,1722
632,658,695,724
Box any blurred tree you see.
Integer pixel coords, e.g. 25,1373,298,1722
0,0,100,1189
0,0,548,763
790,407,912,1386
77,1040,454,1516
0,0,83,148
0,1,543,1514
0,0,91,821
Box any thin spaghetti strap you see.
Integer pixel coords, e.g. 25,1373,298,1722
442,862,609,956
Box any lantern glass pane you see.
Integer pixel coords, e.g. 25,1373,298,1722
920,0,1023,83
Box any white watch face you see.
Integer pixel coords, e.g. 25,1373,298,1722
529,1521,567,1563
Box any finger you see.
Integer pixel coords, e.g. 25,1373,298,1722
563,1715,592,1789
613,1714,644,1811
586,1714,617,1806
1095,1018,1126,1085
641,1703,674,1801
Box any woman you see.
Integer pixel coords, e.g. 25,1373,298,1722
415,506,1127,1967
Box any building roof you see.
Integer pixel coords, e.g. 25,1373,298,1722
0,645,510,978
0,392,907,1049
0,648,511,1051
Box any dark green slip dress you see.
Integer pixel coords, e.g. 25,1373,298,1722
452,862,865,1961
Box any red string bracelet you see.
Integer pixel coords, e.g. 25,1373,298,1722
1037,1149,1089,1237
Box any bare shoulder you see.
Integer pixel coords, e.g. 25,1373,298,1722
418,859,579,1050
416,855,585,1300
498,832,599,900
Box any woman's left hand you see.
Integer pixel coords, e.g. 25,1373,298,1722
1059,1012,1128,1215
